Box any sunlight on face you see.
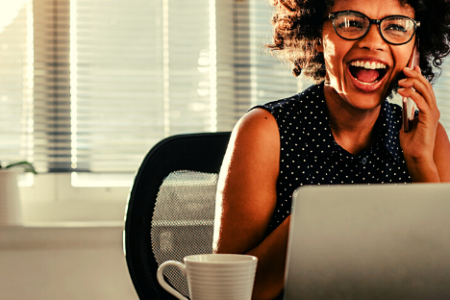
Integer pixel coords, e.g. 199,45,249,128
322,32,336,85
321,0,416,110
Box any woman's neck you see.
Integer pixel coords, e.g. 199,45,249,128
323,86,381,156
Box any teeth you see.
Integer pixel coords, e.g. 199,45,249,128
350,60,387,69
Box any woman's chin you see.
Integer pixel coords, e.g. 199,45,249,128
325,81,384,111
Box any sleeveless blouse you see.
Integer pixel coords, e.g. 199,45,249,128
253,82,412,232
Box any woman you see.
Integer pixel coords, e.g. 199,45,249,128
213,0,450,299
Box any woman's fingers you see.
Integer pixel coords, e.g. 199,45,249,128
397,65,441,135
399,66,437,110
397,87,429,114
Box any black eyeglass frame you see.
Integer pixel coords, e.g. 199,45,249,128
326,10,421,46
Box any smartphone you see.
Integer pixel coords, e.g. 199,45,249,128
402,43,420,132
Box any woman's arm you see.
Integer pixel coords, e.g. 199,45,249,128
398,66,450,182
213,107,288,300
403,121,450,182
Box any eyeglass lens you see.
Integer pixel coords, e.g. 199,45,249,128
333,11,416,44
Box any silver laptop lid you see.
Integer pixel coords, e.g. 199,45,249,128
284,183,450,300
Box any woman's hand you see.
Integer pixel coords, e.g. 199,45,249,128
397,65,450,182
398,66,440,163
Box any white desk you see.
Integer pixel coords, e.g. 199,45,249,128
0,223,138,300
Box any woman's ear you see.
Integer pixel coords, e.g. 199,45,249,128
316,39,324,53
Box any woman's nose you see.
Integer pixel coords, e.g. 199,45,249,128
356,24,388,51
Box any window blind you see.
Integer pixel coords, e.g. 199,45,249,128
42,0,231,174
55,0,302,176
433,62,450,132
69,0,166,173
1,0,450,186
0,1,33,167
234,0,301,115
70,0,233,174
33,0,71,172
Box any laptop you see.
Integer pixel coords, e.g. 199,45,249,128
284,183,450,300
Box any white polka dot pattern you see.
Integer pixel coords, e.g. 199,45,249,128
252,82,412,231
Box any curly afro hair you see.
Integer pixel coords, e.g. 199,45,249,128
267,0,450,85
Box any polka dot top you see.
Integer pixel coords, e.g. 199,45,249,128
253,82,412,232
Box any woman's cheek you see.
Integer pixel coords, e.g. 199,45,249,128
322,33,336,59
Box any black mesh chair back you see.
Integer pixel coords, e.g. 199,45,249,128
124,132,231,300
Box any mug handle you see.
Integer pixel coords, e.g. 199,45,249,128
156,260,189,300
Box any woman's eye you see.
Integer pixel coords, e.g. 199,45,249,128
385,24,407,32
337,20,363,29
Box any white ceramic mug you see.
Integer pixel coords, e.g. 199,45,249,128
157,254,258,300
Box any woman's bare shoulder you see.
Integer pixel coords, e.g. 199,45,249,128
222,107,280,182
232,108,279,147
214,108,280,254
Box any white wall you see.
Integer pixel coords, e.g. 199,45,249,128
0,224,139,300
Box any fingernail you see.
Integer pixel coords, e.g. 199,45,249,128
398,88,405,92
404,67,413,71
398,79,407,84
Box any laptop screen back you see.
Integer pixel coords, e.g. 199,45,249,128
284,183,450,300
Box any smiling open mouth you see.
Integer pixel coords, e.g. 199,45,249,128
349,61,389,85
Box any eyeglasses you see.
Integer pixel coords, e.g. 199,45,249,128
326,10,420,45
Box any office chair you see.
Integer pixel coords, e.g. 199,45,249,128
123,132,231,300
